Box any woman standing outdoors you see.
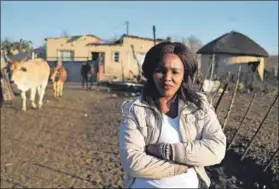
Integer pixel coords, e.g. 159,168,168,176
119,41,226,188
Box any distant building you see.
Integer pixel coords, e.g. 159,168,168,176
45,34,103,62
45,34,164,82
197,31,269,84
265,55,278,78
32,47,46,59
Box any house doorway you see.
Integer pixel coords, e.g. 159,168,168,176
91,52,105,81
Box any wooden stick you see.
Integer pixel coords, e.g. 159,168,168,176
214,82,228,112
208,55,216,105
130,45,141,76
222,65,242,130
209,55,215,81
213,72,230,106
120,60,125,81
241,93,278,161
212,85,222,104
227,92,257,150
199,55,215,91
263,147,279,172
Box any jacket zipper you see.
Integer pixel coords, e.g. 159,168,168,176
180,105,191,142
155,109,162,143
180,105,208,188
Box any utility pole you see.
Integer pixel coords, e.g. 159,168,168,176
153,25,156,46
126,21,129,35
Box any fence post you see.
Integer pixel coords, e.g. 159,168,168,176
199,55,215,91
241,93,278,161
121,60,124,81
227,92,257,150
214,82,228,112
212,85,222,103
222,65,242,130
263,147,279,172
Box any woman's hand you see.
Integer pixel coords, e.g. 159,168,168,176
146,143,162,159
146,143,172,161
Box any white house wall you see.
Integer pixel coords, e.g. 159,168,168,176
200,54,257,79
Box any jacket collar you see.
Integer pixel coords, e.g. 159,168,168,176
131,96,199,115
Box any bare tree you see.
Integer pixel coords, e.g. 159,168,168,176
182,35,202,57
14,39,33,52
61,30,69,37
1,38,33,56
182,35,203,78
36,42,47,59
1,38,14,56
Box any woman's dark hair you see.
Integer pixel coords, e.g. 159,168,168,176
141,41,202,110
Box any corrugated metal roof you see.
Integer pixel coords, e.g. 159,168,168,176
87,34,165,46
45,34,102,41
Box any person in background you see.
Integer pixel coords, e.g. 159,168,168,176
88,62,97,89
119,41,226,188
80,61,91,89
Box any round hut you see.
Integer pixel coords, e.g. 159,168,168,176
197,31,269,91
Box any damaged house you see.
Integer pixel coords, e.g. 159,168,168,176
45,34,164,82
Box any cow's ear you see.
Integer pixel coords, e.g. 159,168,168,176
21,67,27,72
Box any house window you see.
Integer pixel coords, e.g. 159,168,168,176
113,52,119,63
58,50,74,61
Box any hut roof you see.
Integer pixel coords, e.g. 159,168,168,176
197,31,269,57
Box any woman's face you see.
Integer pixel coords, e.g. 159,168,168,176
153,53,185,98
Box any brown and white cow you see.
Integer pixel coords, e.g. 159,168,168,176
50,63,67,98
9,59,50,111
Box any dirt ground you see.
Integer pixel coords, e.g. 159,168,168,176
1,83,278,188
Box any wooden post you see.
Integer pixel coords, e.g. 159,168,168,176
212,85,221,104
241,93,278,161
199,55,215,91
214,82,228,112
121,60,125,81
227,92,257,150
209,55,216,104
222,65,242,130
263,147,279,172
130,45,141,76
153,25,156,46
209,54,215,81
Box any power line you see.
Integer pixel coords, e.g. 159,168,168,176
107,22,126,31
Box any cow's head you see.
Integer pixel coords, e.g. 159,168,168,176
50,68,60,84
9,61,28,84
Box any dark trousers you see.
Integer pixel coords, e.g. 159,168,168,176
82,76,89,88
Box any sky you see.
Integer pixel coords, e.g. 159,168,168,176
1,1,278,55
